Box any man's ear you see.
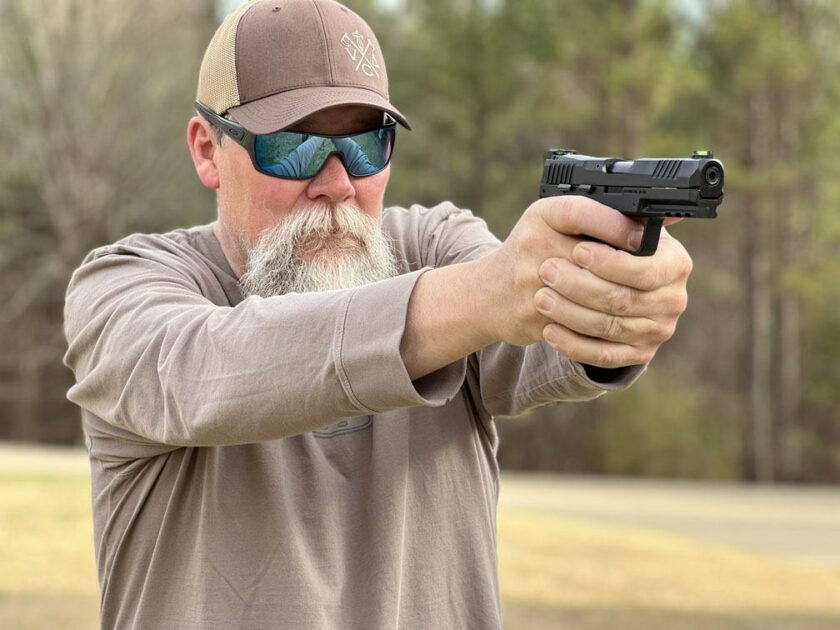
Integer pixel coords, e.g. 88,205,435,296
187,116,220,190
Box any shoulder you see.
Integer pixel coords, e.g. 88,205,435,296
83,225,204,264
379,202,471,271
69,223,234,304
381,201,478,234
381,202,497,269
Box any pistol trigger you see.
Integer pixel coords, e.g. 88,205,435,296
629,217,664,256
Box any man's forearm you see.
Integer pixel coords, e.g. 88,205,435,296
400,258,498,381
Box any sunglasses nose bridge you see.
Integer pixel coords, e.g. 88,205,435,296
305,152,356,203
308,147,353,179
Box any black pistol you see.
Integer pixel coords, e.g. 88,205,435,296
538,149,724,256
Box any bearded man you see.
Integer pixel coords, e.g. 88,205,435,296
62,0,693,628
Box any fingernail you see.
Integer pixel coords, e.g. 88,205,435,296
573,244,593,268
536,291,555,312
629,229,644,251
540,261,558,285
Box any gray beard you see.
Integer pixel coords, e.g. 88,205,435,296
238,201,400,298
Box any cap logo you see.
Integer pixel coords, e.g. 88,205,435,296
340,31,381,78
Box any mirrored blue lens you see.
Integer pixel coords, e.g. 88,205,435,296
255,126,395,179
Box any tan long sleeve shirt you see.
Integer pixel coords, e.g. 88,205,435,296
62,202,644,629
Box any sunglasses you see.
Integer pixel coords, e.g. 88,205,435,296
195,100,397,180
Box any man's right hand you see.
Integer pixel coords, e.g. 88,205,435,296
477,196,692,369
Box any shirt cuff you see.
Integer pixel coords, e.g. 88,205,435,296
336,268,467,413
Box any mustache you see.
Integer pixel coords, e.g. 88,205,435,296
274,201,375,255
238,201,400,298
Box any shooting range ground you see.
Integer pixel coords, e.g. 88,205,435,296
2,444,839,630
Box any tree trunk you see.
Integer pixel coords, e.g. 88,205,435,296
776,0,804,482
744,91,775,482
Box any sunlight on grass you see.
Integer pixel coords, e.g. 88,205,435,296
499,510,840,629
0,475,98,629
3,467,840,629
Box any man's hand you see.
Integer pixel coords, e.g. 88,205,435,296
479,196,693,369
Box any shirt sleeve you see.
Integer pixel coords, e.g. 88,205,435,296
62,241,466,448
416,202,647,418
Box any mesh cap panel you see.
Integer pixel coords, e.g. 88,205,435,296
196,1,256,113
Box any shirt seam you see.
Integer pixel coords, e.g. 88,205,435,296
310,0,335,83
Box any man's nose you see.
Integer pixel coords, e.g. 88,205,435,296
306,155,355,203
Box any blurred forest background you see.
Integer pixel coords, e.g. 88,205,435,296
0,0,837,483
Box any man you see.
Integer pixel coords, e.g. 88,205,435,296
62,0,692,628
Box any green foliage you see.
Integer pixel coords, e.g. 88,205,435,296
594,369,743,480
1,0,838,480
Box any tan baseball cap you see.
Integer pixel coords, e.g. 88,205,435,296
196,0,410,133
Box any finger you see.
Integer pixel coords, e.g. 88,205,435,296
535,196,645,252
538,257,687,318
534,287,673,346
542,323,656,368
569,236,693,292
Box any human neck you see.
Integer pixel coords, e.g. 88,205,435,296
212,220,247,279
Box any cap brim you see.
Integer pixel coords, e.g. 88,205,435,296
227,86,411,133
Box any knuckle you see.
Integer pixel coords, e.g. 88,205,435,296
519,224,541,250
605,285,633,315
638,347,658,364
641,265,663,291
523,202,544,226
596,346,617,368
680,251,694,278
553,196,580,231
522,226,554,260
671,290,689,314
653,320,676,343
603,314,626,340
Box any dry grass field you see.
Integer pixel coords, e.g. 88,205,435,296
499,512,840,629
2,445,840,630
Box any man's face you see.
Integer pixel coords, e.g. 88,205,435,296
207,105,398,296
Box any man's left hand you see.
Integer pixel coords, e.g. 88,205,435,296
534,226,693,369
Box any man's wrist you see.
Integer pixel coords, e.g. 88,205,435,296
469,252,505,347
400,258,499,381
